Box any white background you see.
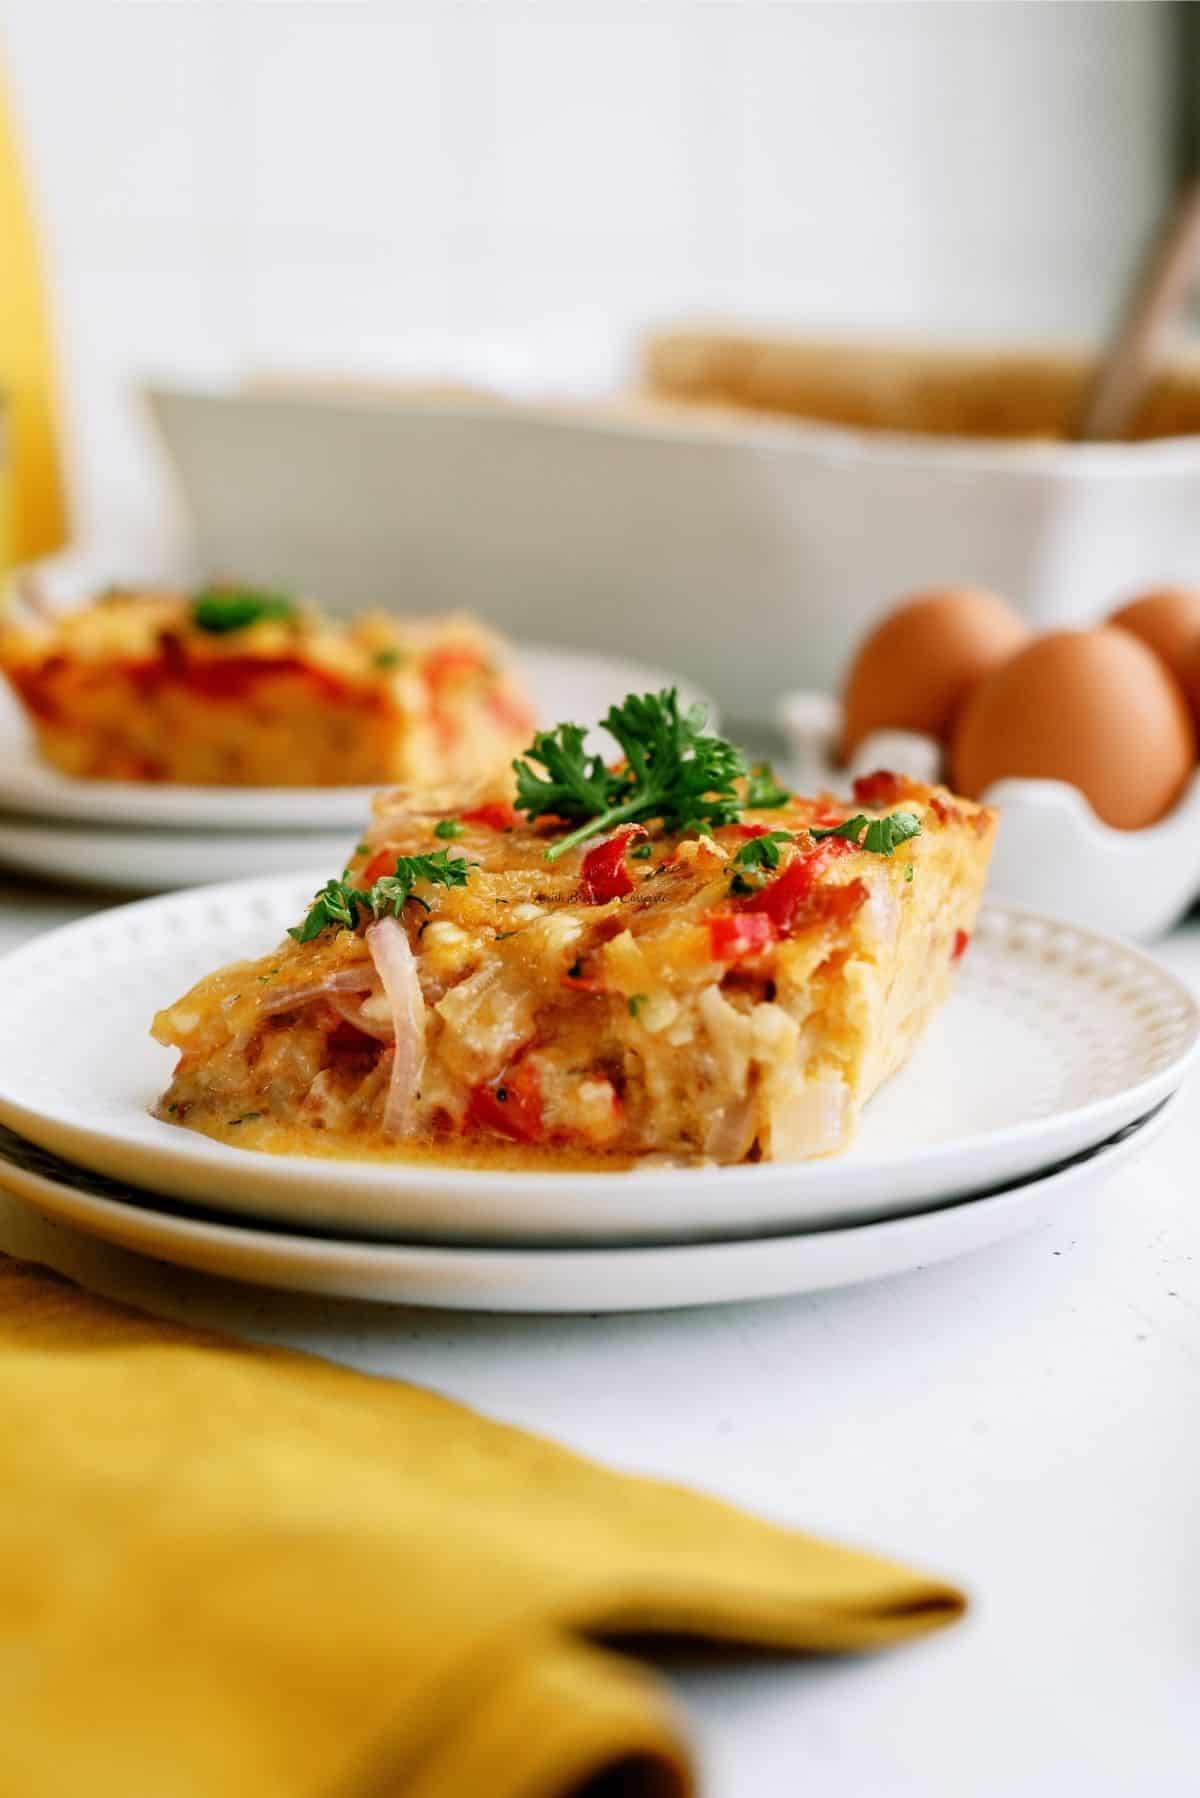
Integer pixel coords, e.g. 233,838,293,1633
3,0,1175,563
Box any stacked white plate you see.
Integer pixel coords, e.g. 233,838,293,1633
0,879,1193,1312
0,644,702,892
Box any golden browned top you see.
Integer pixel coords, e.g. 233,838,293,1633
153,770,995,1065
0,587,512,689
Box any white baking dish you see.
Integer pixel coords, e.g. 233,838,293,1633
777,689,1200,942
145,376,1200,722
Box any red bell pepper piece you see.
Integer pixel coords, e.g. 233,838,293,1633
741,837,856,933
818,877,869,925
465,1064,543,1142
852,770,905,808
360,846,397,884
461,801,518,831
580,825,645,903
743,841,846,931
708,911,778,960
745,856,816,930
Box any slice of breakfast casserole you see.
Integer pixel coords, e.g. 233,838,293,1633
1,586,534,787
152,693,995,1164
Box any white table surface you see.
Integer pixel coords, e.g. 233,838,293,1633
1,871,1197,1798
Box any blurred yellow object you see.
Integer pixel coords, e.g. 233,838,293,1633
0,66,67,572
0,1256,963,1797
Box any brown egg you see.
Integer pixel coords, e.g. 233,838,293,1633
1107,587,1200,689
840,586,1029,759
951,628,1196,830
1183,638,1200,732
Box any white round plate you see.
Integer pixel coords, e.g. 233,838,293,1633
0,1104,1173,1312
0,644,714,831
0,875,1193,1245
0,815,356,892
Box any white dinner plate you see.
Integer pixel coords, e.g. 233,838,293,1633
0,643,715,831
0,876,1193,1246
0,1104,1173,1312
0,814,356,892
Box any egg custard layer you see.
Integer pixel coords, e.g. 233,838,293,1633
1,588,534,787
153,753,995,1167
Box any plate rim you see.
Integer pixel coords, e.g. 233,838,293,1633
0,1101,1173,1312
0,879,1192,1236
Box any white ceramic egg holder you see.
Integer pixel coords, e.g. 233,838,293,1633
776,691,1200,942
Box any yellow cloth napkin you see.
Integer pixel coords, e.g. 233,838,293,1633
0,66,68,570
0,1256,963,1797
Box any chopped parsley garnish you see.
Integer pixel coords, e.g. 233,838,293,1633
905,863,915,882
630,842,654,860
289,849,469,941
191,587,296,634
290,879,363,939
434,818,465,839
372,647,404,669
628,993,650,1018
368,855,468,917
514,689,745,861
745,761,791,808
731,830,792,873
810,811,923,856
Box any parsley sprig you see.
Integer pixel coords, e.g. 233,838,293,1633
514,689,746,861
288,850,469,942
810,811,922,856
191,587,296,634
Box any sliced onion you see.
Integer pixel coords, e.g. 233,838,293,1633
260,968,374,1015
366,916,426,1135
703,1097,756,1163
